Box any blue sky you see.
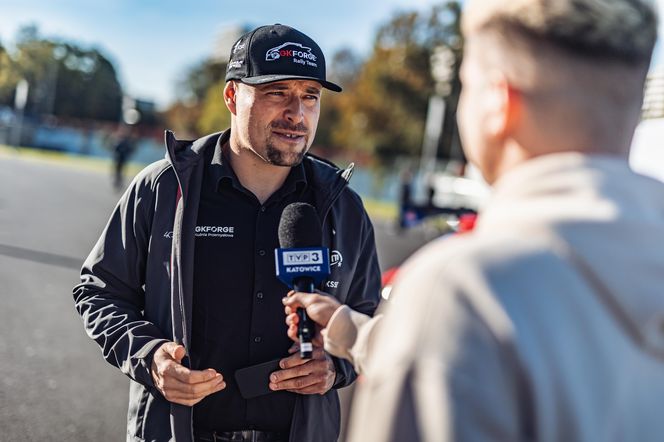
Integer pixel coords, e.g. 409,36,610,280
0,0,662,109
0,0,443,108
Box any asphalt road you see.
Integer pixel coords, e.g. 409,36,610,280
0,150,439,441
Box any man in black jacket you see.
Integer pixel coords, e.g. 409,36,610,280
73,24,381,442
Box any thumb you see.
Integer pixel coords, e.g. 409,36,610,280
283,292,312,308
163,342,186,362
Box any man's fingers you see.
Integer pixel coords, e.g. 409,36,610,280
282,293,340,328
270,347,327,382
164,363,219,384
269,374,320,392
287,324,299,343
283,292,314,309
151,343,228,406
156,369,226,406
161,373,226,399
160,342,186,363
279,350,311,370
270,347,335,395
270,363,313,385
285,312,299,326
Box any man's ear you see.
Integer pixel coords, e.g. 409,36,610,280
224,81,238,115
485,71,522,140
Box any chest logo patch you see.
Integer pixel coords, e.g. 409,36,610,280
195,225,235,238
330,250,343,268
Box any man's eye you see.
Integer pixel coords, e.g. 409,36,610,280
304,95,319,101
268,91,285,96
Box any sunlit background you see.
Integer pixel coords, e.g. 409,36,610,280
0,0,662,203
0,2,663,441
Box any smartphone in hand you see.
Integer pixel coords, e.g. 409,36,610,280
234,359,282,399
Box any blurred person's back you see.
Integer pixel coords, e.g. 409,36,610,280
347,1,664,441
112,126,136,190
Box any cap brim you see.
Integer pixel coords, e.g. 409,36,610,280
239,74,342,92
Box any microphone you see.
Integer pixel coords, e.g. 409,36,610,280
275,202,331,359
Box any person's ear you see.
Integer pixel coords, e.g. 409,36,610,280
224,81,238,115
484,71,522,140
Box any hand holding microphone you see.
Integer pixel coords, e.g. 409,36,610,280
275,202,331,359
270,202,336,395
283,290,341,346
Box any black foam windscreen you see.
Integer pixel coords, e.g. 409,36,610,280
278,202,322,248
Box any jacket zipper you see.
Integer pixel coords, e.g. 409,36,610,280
165,138,190,353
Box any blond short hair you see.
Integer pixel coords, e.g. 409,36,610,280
464,0,658,65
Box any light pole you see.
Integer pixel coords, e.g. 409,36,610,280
418,45,456,179
11,78,29,147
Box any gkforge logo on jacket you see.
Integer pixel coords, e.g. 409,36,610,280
265,42,318,67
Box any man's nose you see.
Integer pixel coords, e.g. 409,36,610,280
284,96,305,124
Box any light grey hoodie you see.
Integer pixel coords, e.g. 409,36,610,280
329,153,664,441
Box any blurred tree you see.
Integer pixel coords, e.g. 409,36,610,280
0,39,20,106
161,2,463,160
314,48,363,151
160,101,202,139
332,2,463,164
176,59,226,104
52,44,123,121
164,59,228,137
197,78,231,135
327,48,364,88
0,25,123,121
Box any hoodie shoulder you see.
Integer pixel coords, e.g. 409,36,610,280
303,153,354,188
128,158,175,193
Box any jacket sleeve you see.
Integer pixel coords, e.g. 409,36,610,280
331,211,382,388
73,171,169,389
324,305,382,375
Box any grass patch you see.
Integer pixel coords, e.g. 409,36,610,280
1,144,399,221
0,144,144,176
363,198,398,221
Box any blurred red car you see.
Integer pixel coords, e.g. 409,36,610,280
381,212,478,300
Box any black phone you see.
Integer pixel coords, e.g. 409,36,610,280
234,358,282,399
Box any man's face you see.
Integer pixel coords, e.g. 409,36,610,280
231,79,322,167
457,36,506,184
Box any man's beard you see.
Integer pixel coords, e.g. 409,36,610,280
263,119,310,167
264,141,307,167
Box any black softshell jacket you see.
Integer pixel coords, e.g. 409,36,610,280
73,130,381,442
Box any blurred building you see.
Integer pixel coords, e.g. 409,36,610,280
631,68,664,182
642,68,664,120
122,96,157,126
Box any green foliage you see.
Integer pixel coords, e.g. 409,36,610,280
330,2,464,164
0,41,19,106
52,44,123,121
197,78,231,135
165,59,228,137
163,1,463,164
0,25,123,121
176,59,227,104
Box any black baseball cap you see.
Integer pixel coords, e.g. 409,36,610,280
225,24,342,92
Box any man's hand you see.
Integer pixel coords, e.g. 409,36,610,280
269,346,335,395
151,342,226,406
282,290,342,344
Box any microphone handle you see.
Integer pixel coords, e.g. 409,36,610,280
294,278,315,359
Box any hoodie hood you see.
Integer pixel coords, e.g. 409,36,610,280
477,153,664,357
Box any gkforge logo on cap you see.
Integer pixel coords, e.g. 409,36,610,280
266,42,318,67
225,24,342,92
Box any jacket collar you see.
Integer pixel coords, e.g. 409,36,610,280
163,128,353,216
